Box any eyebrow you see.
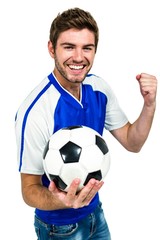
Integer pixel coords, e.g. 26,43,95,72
60,42,95,48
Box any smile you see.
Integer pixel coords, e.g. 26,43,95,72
69,65,84,70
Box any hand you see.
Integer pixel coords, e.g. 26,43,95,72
136,73,157,107
48,178,104,209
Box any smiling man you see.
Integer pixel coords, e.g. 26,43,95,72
15,7,157,240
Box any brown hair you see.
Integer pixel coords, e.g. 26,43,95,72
49,8,99,52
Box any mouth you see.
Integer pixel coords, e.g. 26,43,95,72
68,64,85,70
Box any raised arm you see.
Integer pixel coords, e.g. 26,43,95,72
111,73,157,152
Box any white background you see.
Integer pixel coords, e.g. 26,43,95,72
0,0,160,239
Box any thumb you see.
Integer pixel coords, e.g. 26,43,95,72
48,180,57,192
136,74,141,81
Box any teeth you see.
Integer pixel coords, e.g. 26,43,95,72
69,65,83,70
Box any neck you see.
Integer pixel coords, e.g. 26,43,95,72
53,70,81,100
68,85,81,100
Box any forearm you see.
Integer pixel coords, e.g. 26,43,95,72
127,102,156,152
22,184,65,210
21,173,67,210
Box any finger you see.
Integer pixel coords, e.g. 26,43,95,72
69,179,96,208
77,179,102,204
137,76,157,93
140,73,156,79
136,74,141,81
65,178,81,207
82,180,104,205
48,180,57,192
136,73,156,81
68,178,81,196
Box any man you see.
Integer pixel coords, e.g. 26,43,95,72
15,7,157,240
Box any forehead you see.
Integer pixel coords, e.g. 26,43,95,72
57,28,95,45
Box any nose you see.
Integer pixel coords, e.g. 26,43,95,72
73,48,83,62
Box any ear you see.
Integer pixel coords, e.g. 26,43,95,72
48,41,54,58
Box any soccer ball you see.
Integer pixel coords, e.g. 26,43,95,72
43,125,110,192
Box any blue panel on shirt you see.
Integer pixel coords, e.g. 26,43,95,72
48,73,107,135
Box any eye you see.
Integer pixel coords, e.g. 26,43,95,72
84,47,91,50
83,46,94,52
64,46,74,49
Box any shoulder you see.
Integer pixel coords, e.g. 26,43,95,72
15,75,59,121
84,74,115,99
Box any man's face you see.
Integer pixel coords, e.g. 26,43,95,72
49,28,96,87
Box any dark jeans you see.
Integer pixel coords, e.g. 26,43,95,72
34,203,111,240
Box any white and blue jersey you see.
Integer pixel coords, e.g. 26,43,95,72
15,72,128,225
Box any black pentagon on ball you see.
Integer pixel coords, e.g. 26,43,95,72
49,174,67,190
84,170,102,186
96,135,109,154
60,141,82,163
